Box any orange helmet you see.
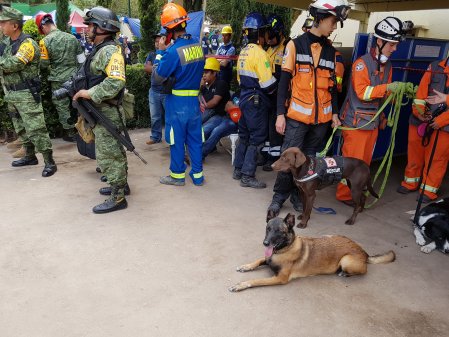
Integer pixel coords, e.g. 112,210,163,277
160,3,189,30
35,13,53,35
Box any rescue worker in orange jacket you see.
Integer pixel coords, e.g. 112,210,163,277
267,0,350,215
336,16,407,205
397,58,449,202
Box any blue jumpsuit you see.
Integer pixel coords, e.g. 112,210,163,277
155,35,205,185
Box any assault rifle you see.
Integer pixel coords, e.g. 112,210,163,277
72,99,148,164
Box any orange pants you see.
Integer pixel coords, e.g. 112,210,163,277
401,124,449,200
336,128,378,201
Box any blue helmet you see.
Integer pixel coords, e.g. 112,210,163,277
243,12,267,30
267,14,284,34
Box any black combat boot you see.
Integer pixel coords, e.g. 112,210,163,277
62,128,77,142
12,145,38,167
240,174,266,189
42,151,57,177
93,185,128,214
99,183,131,196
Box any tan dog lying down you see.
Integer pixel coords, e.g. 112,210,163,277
229,214,395,292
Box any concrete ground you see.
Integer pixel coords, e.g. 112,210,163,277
1,129,448,337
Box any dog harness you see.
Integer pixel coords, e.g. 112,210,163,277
295,156,345,186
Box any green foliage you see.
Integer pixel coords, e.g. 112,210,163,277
125,64,150,129
184,0,203,12
96,0,112,7
56,0,70,32
138,0,163,58
23,19,41,42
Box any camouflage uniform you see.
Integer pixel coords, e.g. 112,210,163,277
86,42,127,197
0,8,54,167
40,28,84,130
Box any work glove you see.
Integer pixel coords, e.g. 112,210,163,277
387,81,401,93
387,81,402,93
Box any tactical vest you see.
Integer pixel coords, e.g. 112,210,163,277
340,54,391,130
73,39,124,104
295,156,345,188
409,60,449,133
287,34,336,125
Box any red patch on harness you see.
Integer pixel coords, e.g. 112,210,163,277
324,157,337,168
308,170,314,175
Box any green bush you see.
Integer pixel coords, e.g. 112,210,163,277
125,64,150,129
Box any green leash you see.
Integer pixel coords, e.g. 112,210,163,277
319,82,416,207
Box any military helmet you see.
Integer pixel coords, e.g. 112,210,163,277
83,7,120,33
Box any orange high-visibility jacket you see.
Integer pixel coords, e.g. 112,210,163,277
282,34,338,125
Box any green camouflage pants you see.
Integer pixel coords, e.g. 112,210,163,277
51,81,75,130
93,105,128,193
8,91,52,154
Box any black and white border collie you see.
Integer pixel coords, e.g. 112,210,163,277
414,198,449,254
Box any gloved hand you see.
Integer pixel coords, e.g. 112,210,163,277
387,81,402,93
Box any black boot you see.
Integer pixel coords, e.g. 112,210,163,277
240,175,266,189
99,183,131,196
12,155,38,167
42,151,57,177
62,128,77,142
93,186,128,214
100,175,107,182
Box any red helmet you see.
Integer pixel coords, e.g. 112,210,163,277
160,3,189,30
35,13,53,35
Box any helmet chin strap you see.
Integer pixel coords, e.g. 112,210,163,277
376,40,388,70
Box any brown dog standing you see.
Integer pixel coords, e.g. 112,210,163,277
270,147,378,227
229,214,395,292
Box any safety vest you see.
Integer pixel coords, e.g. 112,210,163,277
340,54,391,130
410,60,449,133
287,34,336,125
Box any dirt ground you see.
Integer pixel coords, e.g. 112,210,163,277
1,129,448,337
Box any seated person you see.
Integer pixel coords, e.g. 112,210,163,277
200,58,237,159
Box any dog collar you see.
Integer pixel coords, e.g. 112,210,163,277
295,157,318,182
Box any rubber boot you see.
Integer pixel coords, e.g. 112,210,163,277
93,185,128,214
99,183,131,196
42,151,57,177
12,145,38,167
240,174,266,189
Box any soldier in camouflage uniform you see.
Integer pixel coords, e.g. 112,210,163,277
0,7,57,177
72,7,128,214
36,13,85,141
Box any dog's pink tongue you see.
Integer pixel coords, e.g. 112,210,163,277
265,246,274,258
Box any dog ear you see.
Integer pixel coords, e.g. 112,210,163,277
284,213,295,229
294,150,306,168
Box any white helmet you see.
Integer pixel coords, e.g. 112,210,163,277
309,0,351,23
203,26,210,33
374,17,405,42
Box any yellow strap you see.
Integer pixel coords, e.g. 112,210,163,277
172,89,199,97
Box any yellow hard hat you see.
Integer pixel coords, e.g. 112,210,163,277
204,57,221,72
221,25,233,35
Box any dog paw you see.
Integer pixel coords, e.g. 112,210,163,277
345,218,355,225
236,265,251,273
228,282,250,292
414,228,426,246
421,242,436,254
296,222,307,229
